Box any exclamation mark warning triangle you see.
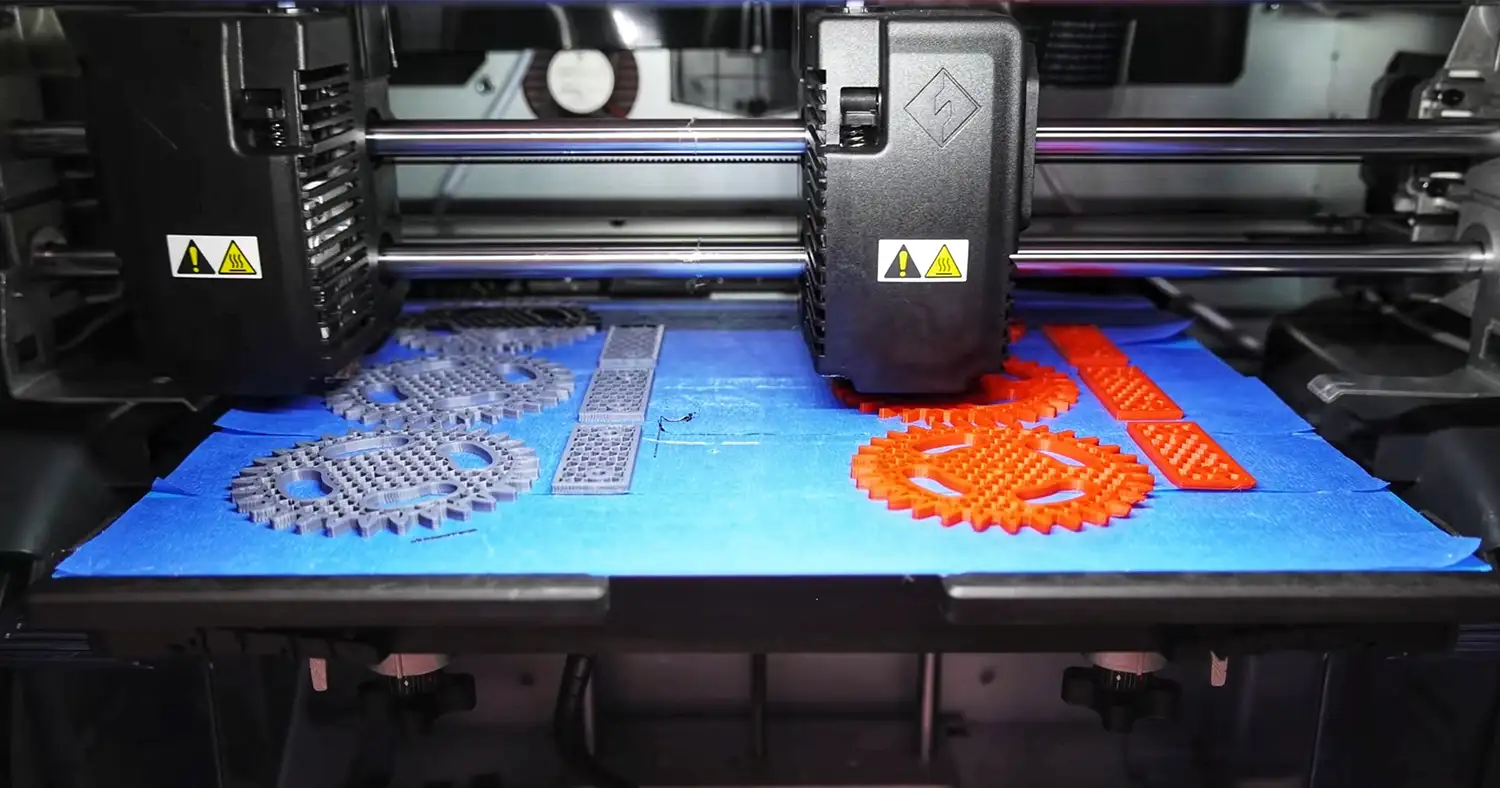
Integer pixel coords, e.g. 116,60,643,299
176,240,215,275
925,244,962,278
883,245,922,279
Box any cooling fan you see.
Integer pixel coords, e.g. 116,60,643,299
523,50,640,119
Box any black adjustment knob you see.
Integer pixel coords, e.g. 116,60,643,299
1060,666,1180,733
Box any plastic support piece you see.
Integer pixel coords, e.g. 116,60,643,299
1077,366,1184,421
1043,325,1129,367
598,325,665,369
579,368,655,424
327,355,574,429
395,326,598,356
832,359,1079,426
851,424,1155,534
229,427,540,537
1126,421,1257,490
552,424,643,495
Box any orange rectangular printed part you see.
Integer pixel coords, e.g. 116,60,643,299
1043,325,1129,367
1077,366,1184,421
1126,421,1257,491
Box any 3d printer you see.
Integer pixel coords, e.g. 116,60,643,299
4,3,1500,787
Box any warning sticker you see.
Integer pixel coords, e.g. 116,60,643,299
876,240,968,283
166,235,263,280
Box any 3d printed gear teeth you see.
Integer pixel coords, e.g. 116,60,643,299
395,326,598,356
850,424,1154,534
229,427,540,537
832,358,1079,426
326,355,574,428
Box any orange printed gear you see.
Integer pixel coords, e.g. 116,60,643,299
1126,422,1256,490
1043,325,1129,367
1077,366,1184,421
851,424,1156,534
1009,320,1026,343
832,359,1079,426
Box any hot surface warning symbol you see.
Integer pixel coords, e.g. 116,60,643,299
166,234,263,280
883,245,922,279
176,241,214,276
218,241,257,275
876,239,969,283
925,245,962,278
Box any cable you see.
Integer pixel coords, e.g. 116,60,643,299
553,655,636,788
430,51,535,218
1148,277,1265,356
1359,288,1469,353
1037,165,1084,217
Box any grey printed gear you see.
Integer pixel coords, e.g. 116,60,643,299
326,355,575,428
394,325,597,356
397,304,598,331
228,427,540,537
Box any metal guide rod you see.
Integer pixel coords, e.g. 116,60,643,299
17,119,1500,160
377,241,1491,279
1034,119,1500,160
366,119,808,160
377,244,812,279
33,241,1491,279
364,119,1500,161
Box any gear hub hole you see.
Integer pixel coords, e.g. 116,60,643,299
400,358,461,375
500,365,538,384
1021,487,1085,505
433,390,509,410
276,468,335,500
365,383,407,405
322,434,411,460
441,441,496,470
909,475,963,497
1036,449,1085,467
362,481,461,511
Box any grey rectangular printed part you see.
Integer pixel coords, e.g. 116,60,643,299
551,424,643,495
598,325,666,370
579,368,656,424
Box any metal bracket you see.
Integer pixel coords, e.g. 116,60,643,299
1307,4,1500,409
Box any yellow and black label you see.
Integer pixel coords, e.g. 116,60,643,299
924,244,962,278
218,241,257,275
167,235,263,280
175,240,214,276
882,245,922,279
876,239,969,283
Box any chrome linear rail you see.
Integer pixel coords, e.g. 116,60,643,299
365,119,809,161
1034,120,1500,161
378,242,1489,280
377,244,811,279
21,119,1500,161
1011,243,1490,277
365,119,1500,162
